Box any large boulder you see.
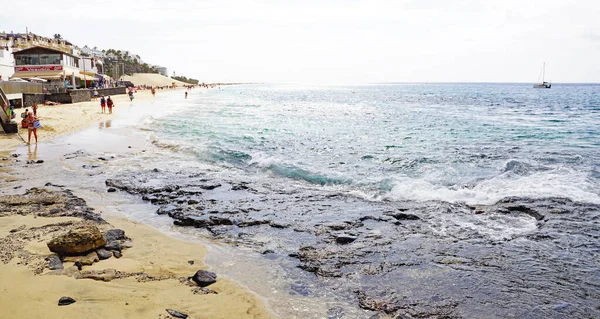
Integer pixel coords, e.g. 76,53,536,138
47,225,106,255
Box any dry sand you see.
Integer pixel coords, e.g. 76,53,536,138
121,73,189,87
0,91,276,319
0,215,273,319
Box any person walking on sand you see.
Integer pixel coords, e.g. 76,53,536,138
128,90,135,101
32,102,38,116
100,96,106,113
107,96,114,114
185,91,188,99
151,87,156,97
24,112,39,145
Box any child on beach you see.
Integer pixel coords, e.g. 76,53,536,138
107,96,114,114
129,91,135,101
32,102,38,116
24,112,39,145
152,88,156,97
185,92,188,99
20,109,28,128
100,96,106,113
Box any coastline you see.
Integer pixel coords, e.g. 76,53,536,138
0,91,146,154
0,90,276,319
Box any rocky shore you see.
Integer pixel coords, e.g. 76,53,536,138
103,167,600,319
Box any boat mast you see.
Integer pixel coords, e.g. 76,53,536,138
542,62,545,83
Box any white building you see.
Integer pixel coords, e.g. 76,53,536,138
0,36,15,81
80,45,105,58
0,47,15,81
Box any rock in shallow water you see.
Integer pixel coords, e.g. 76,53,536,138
47,225,106,255
191,270,217,287
166,309,188,318
335,234,357,245
58,296,76,306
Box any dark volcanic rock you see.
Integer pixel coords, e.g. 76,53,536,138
191,270,217,287
166,309,188,318
105,241,121,251
335,234,357,245
107,188,117,193
58,296,76,306
46,255,63,270
157,205,179,215
103,229,128,242
113,251,122,258
386,211,420,220
96,248,112,260
47,225,106,255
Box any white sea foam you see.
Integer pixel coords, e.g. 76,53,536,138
384,167,600,205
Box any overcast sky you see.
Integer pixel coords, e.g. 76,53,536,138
2,0,599,83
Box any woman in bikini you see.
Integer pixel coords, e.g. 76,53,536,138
25,112,39,145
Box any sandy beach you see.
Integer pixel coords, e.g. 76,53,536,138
0,91,276,319
1,91,152,154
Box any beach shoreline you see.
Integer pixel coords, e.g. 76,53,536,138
0,89,277,319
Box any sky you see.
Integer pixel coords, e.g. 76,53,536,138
2,0,599,83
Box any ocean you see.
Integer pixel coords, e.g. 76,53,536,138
9,83,600,318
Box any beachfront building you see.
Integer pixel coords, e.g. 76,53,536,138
12,46,84,88
1,33,83,83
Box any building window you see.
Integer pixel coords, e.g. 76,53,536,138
39,54,61,65
16,53,61,65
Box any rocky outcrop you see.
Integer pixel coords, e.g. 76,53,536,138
47,225,106,255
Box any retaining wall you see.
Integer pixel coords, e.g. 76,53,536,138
23,94,45,107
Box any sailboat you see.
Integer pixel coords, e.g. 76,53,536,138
533,62,551,88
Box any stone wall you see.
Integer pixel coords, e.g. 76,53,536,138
97,87,126,96
45,93,73,104
23,94,45,107
69,89,91,103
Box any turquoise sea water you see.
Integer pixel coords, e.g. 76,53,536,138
151,83,600,206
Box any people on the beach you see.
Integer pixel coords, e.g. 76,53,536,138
24,112,39,144
100,96,106,113
129,90,135,101
32,102,38,116
151,87,156,97
185,91,188,99
93,89,99,100
107,96,114,114
8,103,14,119
20,109,29,128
